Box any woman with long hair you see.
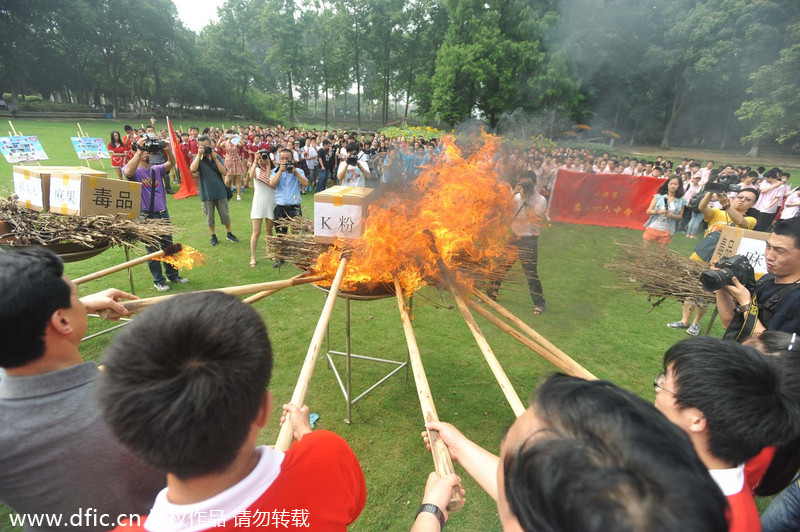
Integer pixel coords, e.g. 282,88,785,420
108,131,126,180
247,152,276,267
643,176,686,249
220,129,246,201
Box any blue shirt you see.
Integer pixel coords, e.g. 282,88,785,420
271,168,305,206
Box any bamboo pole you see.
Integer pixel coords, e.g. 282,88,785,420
426,234,525,416
470,287,590,377
113,275,326,316
73,244,183,285
275,256,349,451
394,276,464,512
243,272,306,304
465,297,597,380
8,121,18,136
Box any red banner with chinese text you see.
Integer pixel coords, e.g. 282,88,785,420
548,170,663,229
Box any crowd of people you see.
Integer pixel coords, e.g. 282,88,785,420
2,236,800,530
0,122,788,531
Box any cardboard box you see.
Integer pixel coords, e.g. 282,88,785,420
49,171,141,219
12,166,109,212
711,226,769,279
314,186,376,244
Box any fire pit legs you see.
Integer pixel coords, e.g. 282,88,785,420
324,293,410,424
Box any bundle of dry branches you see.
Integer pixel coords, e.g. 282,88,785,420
265,215,517,291
265,217,327,272
606,241,711,309
0,195,175,249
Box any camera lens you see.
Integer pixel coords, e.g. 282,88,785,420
699,269,733,292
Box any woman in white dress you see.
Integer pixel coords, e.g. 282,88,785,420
248,152,276,267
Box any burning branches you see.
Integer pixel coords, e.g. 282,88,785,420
313,134,516,294
72,243,205,285
606,241,709,309
0,195,174,250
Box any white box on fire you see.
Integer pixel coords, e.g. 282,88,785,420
12,166,104,212
49,171,141,218
314,186,376,244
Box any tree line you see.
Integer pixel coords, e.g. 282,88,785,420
0,0,798,154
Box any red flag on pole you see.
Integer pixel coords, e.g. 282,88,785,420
167,116,198,199
549,170,663,229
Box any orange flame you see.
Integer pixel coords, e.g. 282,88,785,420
313,133,515,293
157,245,206,270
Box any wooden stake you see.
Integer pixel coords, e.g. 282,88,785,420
73,244,183,285
394,276,464,512
275,256,349,451
465,297,597,380
111,275,326,316
470,288,596,379
425,233,525,416
8,121,18,136
243,272,306,304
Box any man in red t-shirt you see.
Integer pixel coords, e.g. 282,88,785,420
654,337,800,532
98,292,366,531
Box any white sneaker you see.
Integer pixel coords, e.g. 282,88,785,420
687,323,701,336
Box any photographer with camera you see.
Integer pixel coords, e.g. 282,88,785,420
668,187,759,336
715,218,800,342
337,141,371,187
124,136,188,292
247,149,276,268
269,149,308,267
190,135,239,247
146,118,173,194
486,173,547,315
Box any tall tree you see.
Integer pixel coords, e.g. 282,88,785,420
737,2,800,155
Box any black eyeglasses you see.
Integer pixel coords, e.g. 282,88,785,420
654,372,679,399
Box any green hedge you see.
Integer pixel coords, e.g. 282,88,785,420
19,101,98,113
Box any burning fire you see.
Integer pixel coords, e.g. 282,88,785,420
313,133,515,293
157,245,206,270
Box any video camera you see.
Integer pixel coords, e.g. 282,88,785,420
131,133,166,154
699,254,756,293
704,170,741,195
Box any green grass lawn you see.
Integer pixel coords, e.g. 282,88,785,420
0,118,777,530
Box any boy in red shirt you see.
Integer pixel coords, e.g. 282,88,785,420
98,292,366,531
654,337,800,532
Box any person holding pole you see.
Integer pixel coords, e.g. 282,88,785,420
124,135,188,291
98,292,366,531
413,374,728,531
0,248,165,531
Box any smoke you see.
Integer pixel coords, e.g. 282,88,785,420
541,0,783,149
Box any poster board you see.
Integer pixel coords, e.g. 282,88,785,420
70,137,110,160
0,136,49,163
711,226,769,279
